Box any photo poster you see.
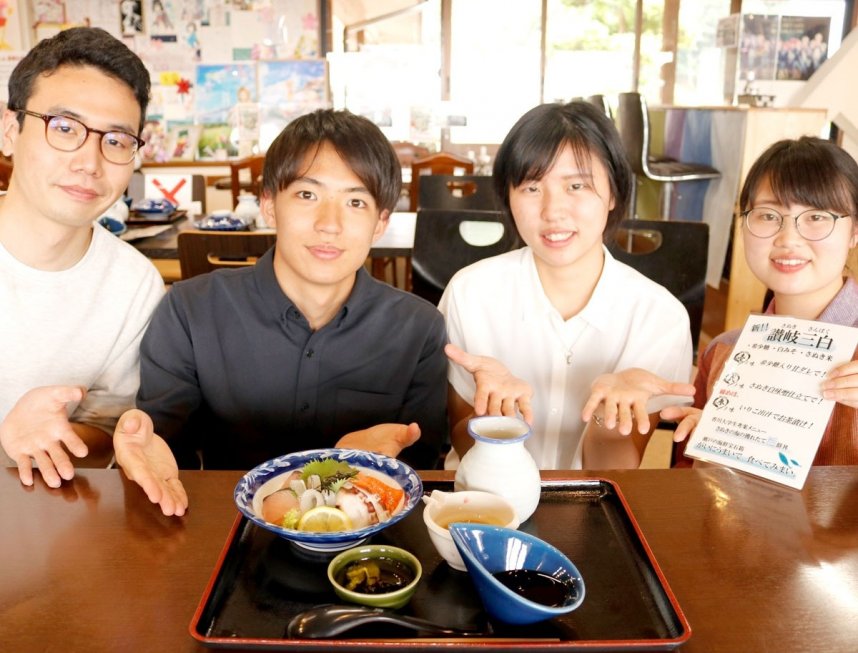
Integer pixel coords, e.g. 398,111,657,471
685,314,858,490
257,59,327,150
739,14,779,80
716,14,740,48
776,16,831,81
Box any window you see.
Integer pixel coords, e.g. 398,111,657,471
447,0,542,144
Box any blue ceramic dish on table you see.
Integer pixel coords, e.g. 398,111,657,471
131,198,176,214
196,211,248,231
450,523,585,625
234,448,423,553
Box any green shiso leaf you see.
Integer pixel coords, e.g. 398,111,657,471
301,457,358,491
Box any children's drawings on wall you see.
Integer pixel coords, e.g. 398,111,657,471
257,59,327,148
19,2,324,159
195,62,256,123
33,0,65,24
149,0,177,41
121,0,143,36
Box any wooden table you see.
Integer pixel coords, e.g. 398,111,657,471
128,212,416,260
1,466,856,652
128,212,417,286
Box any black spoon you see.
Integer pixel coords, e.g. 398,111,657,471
287,604,490,639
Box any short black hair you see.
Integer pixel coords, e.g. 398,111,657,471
262,109,401,214
740,136,858,218
7,27,150,133
493,101,634,238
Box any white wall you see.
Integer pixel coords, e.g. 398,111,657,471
789,27,858,161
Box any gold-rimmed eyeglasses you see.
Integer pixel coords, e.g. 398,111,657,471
15,109,144,165
741,207,852,242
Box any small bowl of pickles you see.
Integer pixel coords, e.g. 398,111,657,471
327,544,422,609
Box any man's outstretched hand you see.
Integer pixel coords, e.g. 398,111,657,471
113,409,188,517
0,385,90,488
336,422,421,459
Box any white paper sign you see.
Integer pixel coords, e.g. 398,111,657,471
143,174,194,209
686,314,858,489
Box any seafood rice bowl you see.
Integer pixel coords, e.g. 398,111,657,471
234,449,423,552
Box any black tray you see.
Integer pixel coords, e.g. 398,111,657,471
126,209,187,225
191,479,690,651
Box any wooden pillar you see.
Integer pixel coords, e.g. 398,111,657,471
660,0,680,105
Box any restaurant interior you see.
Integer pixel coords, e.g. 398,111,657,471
2,1,858,652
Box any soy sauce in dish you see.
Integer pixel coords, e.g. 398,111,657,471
492,569,573,607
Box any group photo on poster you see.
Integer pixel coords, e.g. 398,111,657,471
776,15,831,80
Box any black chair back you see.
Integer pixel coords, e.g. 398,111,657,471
607,219,709,354
587,94,613,121
418,175,498,211
615,92,648,178
411,209,520,305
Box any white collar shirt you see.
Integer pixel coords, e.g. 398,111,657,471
440,246,693,469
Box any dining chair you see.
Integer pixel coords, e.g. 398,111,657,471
390,141,431,211
615,92,720,220
410,209,520,305
607,218,709,354
213,155,265,211
418,175,498,211
586,94,613,121
409,152,475,212
177,230,277,279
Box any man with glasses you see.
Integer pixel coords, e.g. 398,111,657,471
0,27,187,516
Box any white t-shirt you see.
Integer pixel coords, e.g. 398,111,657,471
0,225,165,436
439,246,693,469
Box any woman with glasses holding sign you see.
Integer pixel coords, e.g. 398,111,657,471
0,27,186,516
659,136,858,466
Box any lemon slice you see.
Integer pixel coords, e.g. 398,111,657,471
297,506,353,532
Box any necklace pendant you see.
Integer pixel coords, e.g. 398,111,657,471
565,352,573,365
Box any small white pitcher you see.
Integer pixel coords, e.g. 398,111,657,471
454,416,541,522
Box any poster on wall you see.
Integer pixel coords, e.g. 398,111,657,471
32,0,65,24
120,0,143,35
195,62,257,123
776,16,831,81
148,0,178,41
739,14,779,81
257,59,327,149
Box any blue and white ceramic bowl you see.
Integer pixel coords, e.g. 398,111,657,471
131,198,176,214
97,216,127,236
235,448,423,552
450,523,585,625
196,211,248,231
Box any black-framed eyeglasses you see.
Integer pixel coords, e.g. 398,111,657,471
741,207,852,242
15,109,144,165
